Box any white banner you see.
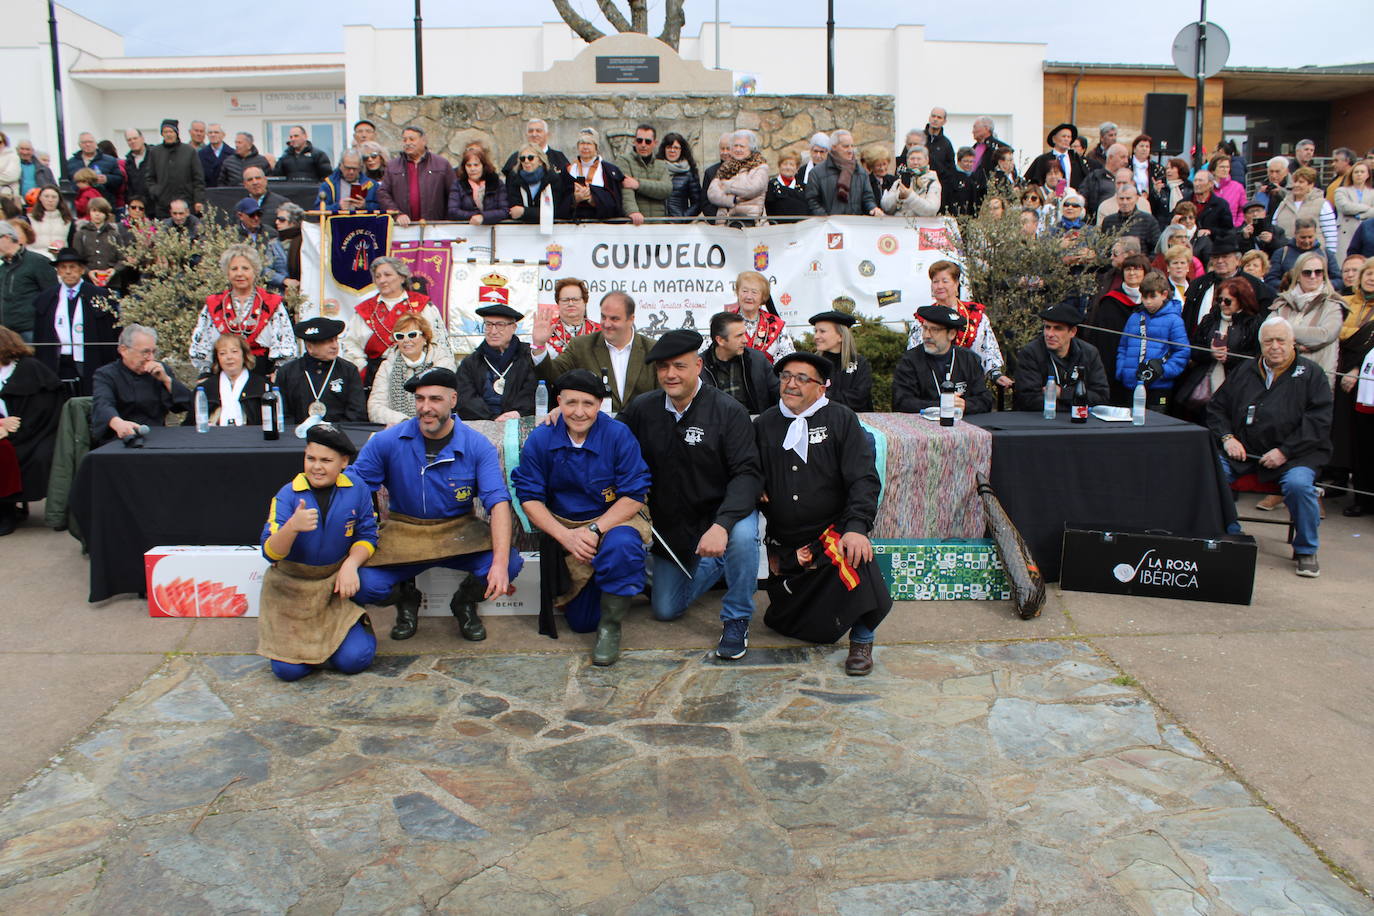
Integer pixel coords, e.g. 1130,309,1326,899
447,261,541,354
301,216,964,341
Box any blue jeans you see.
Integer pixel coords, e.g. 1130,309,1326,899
271,620,376,681
354,548,525,605
651,511,759,623
1218,453,1320,555
850,622,876,643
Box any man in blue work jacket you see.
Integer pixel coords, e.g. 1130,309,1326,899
349,367,522,641
512,369,652,666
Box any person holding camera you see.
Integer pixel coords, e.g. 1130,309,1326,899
1239,199,1286,256
880,146,942,217
1115,272,1190,412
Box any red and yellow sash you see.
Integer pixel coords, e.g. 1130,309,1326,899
819,526,860,591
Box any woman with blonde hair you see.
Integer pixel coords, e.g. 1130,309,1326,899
185,334,269,427
367,312,456,426
189,243,295,375
1270,249,1345,382
1241,249,1270,282
725,269,793,363
505,144,571,224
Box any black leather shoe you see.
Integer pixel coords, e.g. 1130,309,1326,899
389,579,422,640
0,504,16,537
1343,504,1366,518
450,575,488,641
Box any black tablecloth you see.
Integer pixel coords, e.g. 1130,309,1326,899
72,424,380,601
966,411,1231,581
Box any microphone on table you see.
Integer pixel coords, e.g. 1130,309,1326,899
122,424,151,448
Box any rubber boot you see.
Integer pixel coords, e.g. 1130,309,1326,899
450,575,488,641
388,579,422,641
592,594,632,667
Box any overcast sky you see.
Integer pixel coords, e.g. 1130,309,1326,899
63,0,1368,70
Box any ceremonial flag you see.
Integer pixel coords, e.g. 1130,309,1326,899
327,214,391,292
448,262,541,354
393,239,457,322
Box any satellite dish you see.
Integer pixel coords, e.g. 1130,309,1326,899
1172,22,1230,80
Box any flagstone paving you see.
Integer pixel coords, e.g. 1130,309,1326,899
0,642,1368,914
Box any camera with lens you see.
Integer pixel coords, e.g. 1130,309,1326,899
1136,358,1165,385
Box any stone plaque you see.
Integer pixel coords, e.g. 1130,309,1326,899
595,56,661,84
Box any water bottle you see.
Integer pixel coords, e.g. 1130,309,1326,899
1042,375,1057,419
1132,382,1147,426
939,381,957,427
272,386,285,434
262,387,280,440
194,386,209,433
534,380,549,420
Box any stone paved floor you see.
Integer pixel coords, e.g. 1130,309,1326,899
0,641,1368,915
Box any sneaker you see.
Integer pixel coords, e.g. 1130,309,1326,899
1295,554,1320,578
716,619,749,660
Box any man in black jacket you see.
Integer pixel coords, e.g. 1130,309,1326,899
274,125,332,182
146,119,206,219
1082,143,1128,217
32,248,120,396
892,306,993,415
91,325,193,443
1209,315,1331,577
1012,303,1110,411
274,318,366,424
455,304,536,420
1101,184,1160,251
699,311,778,414
1263,220,1339,293
620,330,763,660
921,108,956,185
123,129,151,204
1183,240,1276,335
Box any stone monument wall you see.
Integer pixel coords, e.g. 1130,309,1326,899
358,94,895,170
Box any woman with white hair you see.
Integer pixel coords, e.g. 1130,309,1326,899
881,145,941,217
567,127,627,221
707,130,769,226
341,255,450,385
189,243,295,375
1270,249,1345,382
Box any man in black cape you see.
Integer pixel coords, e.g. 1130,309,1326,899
753,351,890,675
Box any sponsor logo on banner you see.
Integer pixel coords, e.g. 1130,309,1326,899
753,244,769,271
877,290,902,307
779,292,793,307
827,233,844,250
479,272,511,306
918,227,956,251
806,258,827,279
877,234,899,255
328,214,391,292
858,259,876,277
545,243,563,272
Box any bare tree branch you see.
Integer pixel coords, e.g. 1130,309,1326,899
595,0,632,32
657,0,685,49
550,0,606,44
628,0,648,33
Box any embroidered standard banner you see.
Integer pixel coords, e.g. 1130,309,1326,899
327,214,392,292
393,239,458,323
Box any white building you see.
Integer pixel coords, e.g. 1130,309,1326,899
4,5,1044,169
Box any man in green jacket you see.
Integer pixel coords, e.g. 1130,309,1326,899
0,222,58,340
621,124,671,225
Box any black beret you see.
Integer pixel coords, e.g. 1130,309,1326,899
403,367,459,392
294,317,346,340
916,305,968,330
645,329,704,363
809,310,856,328
1039,303,1084,326
774,351,832,382
305,422,357,459
475,304,523,321
554,369,610,399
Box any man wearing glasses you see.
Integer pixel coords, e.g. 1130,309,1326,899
319,152,380,213
753,351,890,676
620,124,671,226
91,324,192,443
455,304,537,420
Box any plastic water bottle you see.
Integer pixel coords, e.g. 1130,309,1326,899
1042,376,1057,419
261,387,280,440
194,386,209,433
534,380,549,420
272,386,285,434
1132,382,1147,425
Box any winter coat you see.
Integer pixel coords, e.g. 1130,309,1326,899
764,176,809,220
621,155,672,219
1206,355,1333,482
217,148,270,188
447,174,509,223
318,171,381,213
1264,243,1340,295
0,146,19,199
1333,186,1374,262
699,344,779,414
805,157,877,216
378,151,456,222
881,172,941,217
504,170,573,223
0,248,59,333
146,141,206,217
0,356,63,502
273,142,331,182
1115,298,1190,390
455,340,537,420
708,161,769,225
1214,177,1246,227
367,345,457,426
72,221,124,271
198,143,232,187
122,151,150,203
73,188,102,220
663,165,702,218
1101,208,1161,252
565,159,626,222
63,152,123,200
43,395,93,535
1270,286,1345,381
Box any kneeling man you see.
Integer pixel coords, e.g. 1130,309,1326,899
258,423,377,681
620,330,764,659
754,351,891,675
512,370,652,666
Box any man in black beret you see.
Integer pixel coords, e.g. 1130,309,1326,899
1012,303,1111,411
456,303,537,421
891,305,993,415
699,310,779,414
620,330,764,659
752,351,891,675
273,316,366,424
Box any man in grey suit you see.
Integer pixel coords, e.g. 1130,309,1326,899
806,130,884,217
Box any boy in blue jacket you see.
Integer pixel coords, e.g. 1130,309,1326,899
1116,272,1191,411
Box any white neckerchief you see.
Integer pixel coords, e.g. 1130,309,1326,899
1121,284,1142,304
571,157,605,188
1358,347,1374,408
1132,157,1149,192
779,394,829,463
0,361,15,417
53,284,85,362
218,370,250,426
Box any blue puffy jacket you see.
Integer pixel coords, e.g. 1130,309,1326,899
1115,297,1191,390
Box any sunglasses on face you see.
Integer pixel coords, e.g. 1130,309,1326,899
778,371,822,386
1300,269,1325,277
393,330,423,341
127,204,145,211
519,154,538,162
1218,296,1236,305
633,138,655,145
363,153,381,159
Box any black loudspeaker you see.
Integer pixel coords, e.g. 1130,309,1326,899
1143,93,1188,155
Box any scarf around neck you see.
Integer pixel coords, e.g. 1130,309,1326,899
717,151,765,184
780,394,829,463
828,153,857,202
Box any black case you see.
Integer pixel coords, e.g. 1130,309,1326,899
1060,524,1256,605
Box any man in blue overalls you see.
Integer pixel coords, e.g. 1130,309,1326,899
349,367,523,641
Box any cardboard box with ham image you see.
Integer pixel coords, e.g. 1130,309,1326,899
146,546,269,618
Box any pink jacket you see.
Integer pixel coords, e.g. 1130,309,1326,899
708,162,769,224
1215,177,1245,227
